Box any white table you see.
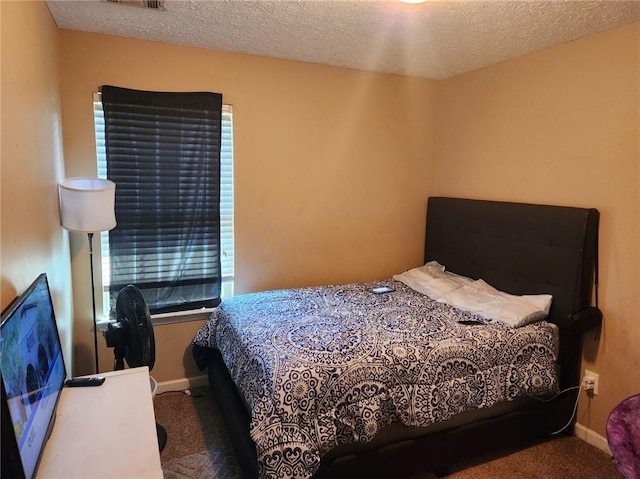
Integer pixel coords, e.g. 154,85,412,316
37,367,163,478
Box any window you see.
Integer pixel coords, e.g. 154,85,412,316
94,91,234,319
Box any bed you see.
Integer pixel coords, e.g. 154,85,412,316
192,197,601,479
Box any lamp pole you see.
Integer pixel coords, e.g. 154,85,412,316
88,232,100,374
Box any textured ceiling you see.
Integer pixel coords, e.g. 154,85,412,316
46,0,640,79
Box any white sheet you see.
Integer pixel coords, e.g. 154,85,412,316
394,262,552,328
392,261,474,300
437,279,552,327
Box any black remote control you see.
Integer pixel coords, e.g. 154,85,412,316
65,377,106,387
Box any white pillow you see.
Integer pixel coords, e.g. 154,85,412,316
393,261,474,300
436,279,552,328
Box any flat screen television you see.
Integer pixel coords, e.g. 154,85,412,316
1,274,67,479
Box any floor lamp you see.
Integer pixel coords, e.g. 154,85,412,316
59,177,116,374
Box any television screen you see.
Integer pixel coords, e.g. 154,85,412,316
0,274,66,479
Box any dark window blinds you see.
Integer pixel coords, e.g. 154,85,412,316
101,85,223,314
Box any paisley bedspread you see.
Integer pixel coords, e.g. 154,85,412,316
191,279,559,479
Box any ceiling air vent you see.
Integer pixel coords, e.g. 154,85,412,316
102,0,165,11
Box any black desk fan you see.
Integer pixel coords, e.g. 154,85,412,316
103,284,167,451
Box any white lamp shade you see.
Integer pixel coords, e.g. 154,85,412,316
59,177,117,233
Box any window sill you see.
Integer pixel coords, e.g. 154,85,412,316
96,307,214,331
151,308,215,325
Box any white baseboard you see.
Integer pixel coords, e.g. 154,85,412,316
574,422,611,456
155,375,209,394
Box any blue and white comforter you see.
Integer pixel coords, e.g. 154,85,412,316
192,279,559,479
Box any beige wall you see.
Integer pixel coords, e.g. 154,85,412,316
1,2,74,370
57,30,439,379
436,23,640,439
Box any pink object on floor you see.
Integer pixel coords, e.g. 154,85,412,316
607,393,640,479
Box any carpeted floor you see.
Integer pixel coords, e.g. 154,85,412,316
154,387,623,479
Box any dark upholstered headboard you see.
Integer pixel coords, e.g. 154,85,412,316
424,197,599,329
424,197,599,387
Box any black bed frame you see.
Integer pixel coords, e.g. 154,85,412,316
206,197,600,479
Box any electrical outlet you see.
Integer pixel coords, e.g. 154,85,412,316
583,369,599,396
